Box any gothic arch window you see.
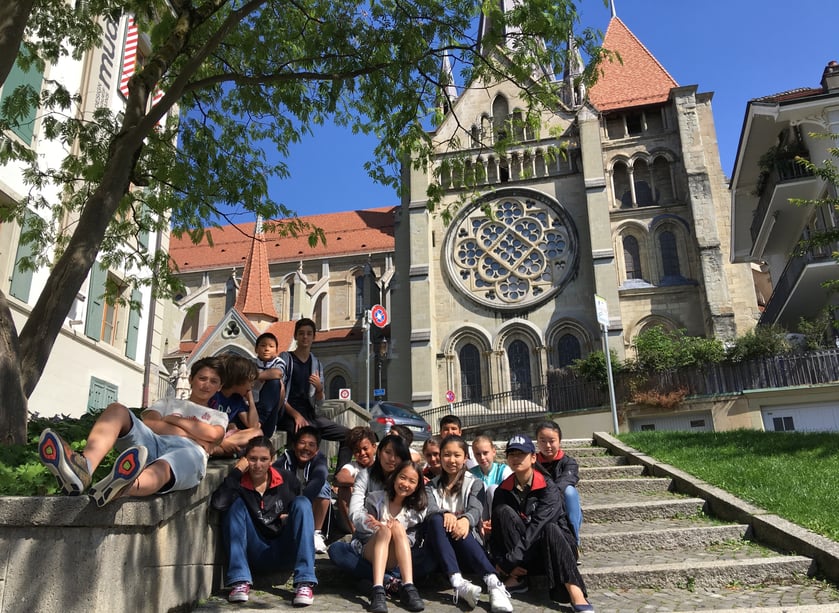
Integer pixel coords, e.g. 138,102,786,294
492,95,509,142
225,276,237,312
659,230,681,280
652,156,675,203
613,162,632,208
623,235,642,280
328,374,347,400
633,159,655,206
470,125,480,147
355,274,365,317
287,277,295,320
180,303,204,343
313,294,326,330
508,339,532,398
511,110,525,141
556,333,582,367
459,343,483,401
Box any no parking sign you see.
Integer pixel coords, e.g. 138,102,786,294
339,388,351,400
371,304,389,328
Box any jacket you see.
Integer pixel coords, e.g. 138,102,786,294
492,468,564,574
426,470,486,542
274,448,329,502
279,351,323,413
537,450,580,492
211,465,301,539
355,489,427,546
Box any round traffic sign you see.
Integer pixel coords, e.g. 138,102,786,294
445,390,456,403
371,304,389,328
339,388,351,400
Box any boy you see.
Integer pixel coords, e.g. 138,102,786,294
253,332,286,437
439,414,477,468
39,357,227,507
278,318,351,468
274,426,331,553
210,354,263,457
334,426,378,534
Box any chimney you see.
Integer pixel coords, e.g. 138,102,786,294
821,60,839,92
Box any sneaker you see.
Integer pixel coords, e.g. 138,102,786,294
369,585,388,613
89,446,148,507
572,604,595,613
313,530,327,554
453,579,481,609
489,585,514,613
228,582,250,603
39,429,91,495
293,583,314,606
399,583,425,612
504,576,528,594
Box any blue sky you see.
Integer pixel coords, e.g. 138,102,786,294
249,0,837,220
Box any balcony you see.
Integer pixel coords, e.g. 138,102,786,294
750,152,815,247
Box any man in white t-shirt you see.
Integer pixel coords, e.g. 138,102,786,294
39,357,228,507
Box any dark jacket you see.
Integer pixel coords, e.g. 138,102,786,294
211,465,301,539
537,450,580,492
491,468,563,573
273,449,329,502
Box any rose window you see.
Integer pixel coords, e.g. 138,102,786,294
445,189,578,311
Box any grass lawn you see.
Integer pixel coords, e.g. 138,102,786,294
618,430,839,542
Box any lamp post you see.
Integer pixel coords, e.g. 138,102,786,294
375,336,388,400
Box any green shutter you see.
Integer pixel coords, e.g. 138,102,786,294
8,213,35,302
138,203,150,251
87,376,118,413
125,289,142,360
0,58,44,144
84,264,107,340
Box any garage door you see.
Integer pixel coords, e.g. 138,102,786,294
762,402,839,432
629,411,714,432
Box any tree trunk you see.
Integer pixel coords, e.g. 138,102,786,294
0,291,27,445
0,0,35,89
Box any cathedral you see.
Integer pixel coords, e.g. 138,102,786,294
166,11,757,414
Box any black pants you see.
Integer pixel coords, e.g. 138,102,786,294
279,411,353,469
491,504,585,602
256,379,283,437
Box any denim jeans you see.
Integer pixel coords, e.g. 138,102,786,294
222,495,317,587
563,485,583,545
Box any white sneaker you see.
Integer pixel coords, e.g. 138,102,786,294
489,585,514,613
313,530,327,553
453,580,481,609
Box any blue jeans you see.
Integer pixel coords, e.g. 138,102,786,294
564,485,583,545
222,496,317,587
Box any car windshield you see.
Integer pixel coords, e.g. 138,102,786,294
377,403,419,419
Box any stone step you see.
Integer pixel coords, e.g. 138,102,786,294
583,496,706,522
579,464,645,479
577,476,671,495
581,521,750,552
575,454,628,467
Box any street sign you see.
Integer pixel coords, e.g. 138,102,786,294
373,388,385,397
594,294,609,328
371,304,389,328
338,388,351,400
445,390,456,403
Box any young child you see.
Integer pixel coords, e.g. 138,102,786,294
210,354,263,458
469,434,512,540
211,436,317,606
334,426,378,534
421,435,442,483
491,435,592,612
253,332,286,437
439,415,476,468
425,436,513,613
39,357,227,507
274,426,331,553
362,461,427,613
535,422,582,546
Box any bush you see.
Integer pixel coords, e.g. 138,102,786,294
633,326,725,371
570,350,622,390
630,387,688,409
726,324,791,362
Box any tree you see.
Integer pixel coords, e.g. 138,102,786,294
0,0,606,443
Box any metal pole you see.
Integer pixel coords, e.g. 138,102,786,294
603,323,619,434
364,309,371,411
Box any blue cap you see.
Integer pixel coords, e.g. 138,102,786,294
505,434,535,454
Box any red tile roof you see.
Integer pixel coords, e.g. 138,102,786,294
234,232,278,321
263,320,296,352
752,87,824,103
588,17,678,112
171,207,396,272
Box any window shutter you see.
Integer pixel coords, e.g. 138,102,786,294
125,289,142,359
9,212,35,302
88,376,119,413
84,264,107,340
0,58,44,144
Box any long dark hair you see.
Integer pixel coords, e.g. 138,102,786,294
385,461,427,512
369,434,411,485
438,435,468,493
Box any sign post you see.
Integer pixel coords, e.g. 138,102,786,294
595,294,620,435
367,305,389,410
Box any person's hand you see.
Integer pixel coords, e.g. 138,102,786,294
481,519,492,538
451,517,470,540
293,414,309,432
510,566,527,578
442,512,458,532
365,514,383,530
235,457,249,472
308,373,323,394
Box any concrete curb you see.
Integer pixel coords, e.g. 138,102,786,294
592,431,839,585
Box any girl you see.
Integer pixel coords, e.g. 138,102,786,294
421,435,442,483
210,436,317,606
535,422,583,545
492,434,593,612
426,435,513,613
362,461,427,613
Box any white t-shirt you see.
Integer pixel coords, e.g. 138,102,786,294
146,397,229,430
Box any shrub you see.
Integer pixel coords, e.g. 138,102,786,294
633,326,725,372
726,324,791,362
630,387,688,409
570,350,622,390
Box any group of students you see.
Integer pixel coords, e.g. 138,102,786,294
35,316,593,611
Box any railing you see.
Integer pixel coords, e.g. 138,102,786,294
759,244,836,325
422,349,839,429
750,154,814,243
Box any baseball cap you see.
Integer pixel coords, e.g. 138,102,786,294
505,434,535,454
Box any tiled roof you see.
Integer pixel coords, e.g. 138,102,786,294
263,320,296,352
234,232,278,321
171,207,396,272
751,87,824,103
588,17,678,112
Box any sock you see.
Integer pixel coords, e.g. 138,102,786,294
86,458,94,474
449,572,464,588
372,584,384,590
484,573,502,589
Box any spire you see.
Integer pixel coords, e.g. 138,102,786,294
562,32,585,108
587,16,678,112
611,0,617,18
438,53,458,115
477,0,555,81
234,217,278,326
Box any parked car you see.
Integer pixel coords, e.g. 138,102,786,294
368,401,432,442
